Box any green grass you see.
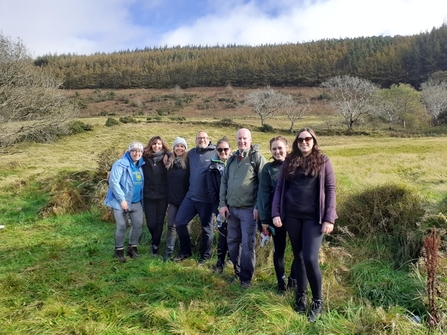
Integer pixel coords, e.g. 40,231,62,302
0,117,447,334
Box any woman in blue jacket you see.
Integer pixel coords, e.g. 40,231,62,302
104,142,145,263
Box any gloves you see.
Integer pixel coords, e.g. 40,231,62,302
260,230,271,247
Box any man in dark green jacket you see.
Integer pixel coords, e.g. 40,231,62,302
219,128,266,288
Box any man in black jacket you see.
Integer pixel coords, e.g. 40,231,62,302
174,131,216,263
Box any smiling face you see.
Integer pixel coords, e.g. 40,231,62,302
151,139,163,153
297,131,314,157
129,149,143,162
270,140,288,162
174,143,186,156
196,131,210,149
216,142,231,162
236,128,251,151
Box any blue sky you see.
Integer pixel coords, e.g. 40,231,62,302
1,0,446,57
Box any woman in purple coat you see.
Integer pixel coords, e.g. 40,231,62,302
272,127,337,322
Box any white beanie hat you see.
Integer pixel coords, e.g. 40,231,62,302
173,137,188,150
128,141,144,152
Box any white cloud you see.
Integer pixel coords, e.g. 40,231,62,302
0,0,147,55
0,0,446,56
160,0,447,46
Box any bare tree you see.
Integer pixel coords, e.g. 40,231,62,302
245,87,293,126
321,76,377,131
283,93,310,133
0,33,78,146
375,83,426,129
421,79,447,124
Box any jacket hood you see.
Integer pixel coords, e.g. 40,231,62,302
197,142,216,153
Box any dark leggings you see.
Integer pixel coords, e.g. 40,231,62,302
284,216,324,300
216,221,228,263
144,198,168,247
271,224,296,284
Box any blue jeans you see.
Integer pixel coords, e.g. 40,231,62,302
227,207,257,282
175,197,214,259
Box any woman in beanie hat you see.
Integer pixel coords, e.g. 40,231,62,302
104,141,145,263
163,137,189,261
142,136,171,255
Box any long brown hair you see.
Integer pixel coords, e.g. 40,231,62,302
167,146,188,169
284,127,324,178
143,136,171,158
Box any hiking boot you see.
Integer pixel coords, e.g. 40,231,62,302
288,277,297,290
277,282,287,294
173,252,191,262
295,293,307,314
163,252,172,262
151,244,159,255
115,249,126,263
241,281,252,289
309,299,323,322
214,259,224,273
127,246,139,258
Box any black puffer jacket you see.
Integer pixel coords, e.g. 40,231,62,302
142,156,168,199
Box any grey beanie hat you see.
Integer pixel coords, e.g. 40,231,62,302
173,137,188,150
128,141,144,152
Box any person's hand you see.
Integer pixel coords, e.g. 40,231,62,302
253,208,259,221
261,224,269,232
120,200,129,211
272,216,282,228
321,222,334,234
219,206,230,220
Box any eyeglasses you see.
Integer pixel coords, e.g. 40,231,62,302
297,137,313,143
130,149,143,153
197,137,208,140
217,148,230,153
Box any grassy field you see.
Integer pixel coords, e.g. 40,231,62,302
0,116,447,334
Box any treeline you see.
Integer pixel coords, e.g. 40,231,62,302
34,25,447,90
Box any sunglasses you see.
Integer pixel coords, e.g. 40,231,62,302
297,137,313,143
217,148,230,153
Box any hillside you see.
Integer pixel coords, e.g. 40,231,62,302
37,25,447,89
70,86,325,119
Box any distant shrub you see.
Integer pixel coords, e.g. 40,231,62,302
338,183,425,236
17,124,70,143
225,83,234,95
259,124,274,132
105,117,120,127
68,120,93,134
119,116,138,124
337,183,426,265
168,116,186,121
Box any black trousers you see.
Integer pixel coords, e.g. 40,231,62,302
284,216,324,300
144,198,168,247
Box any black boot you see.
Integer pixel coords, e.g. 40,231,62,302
287,276,297,290
127,246,139,258
214,259,224,273
277,276,287,294
309,299,323,322
115,249,126,263
295,293,307,314
151,244,159,255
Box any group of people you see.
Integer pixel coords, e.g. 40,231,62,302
104,127,337,322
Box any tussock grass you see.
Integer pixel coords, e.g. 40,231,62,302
1,118,447,333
